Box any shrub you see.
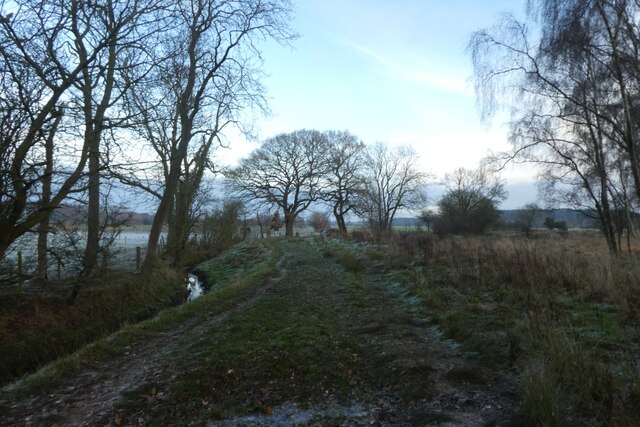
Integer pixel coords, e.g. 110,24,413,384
309,212,330,233
199,200,244,252
333,248,365,273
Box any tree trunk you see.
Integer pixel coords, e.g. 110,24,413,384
36,219,49,281
256,213,265,239
334,211,347,235
36,114,60,281
140,167,179,274
284,213,294,237
140,87,195,272
82,135,101,276
165,191,179,264
140,129,192,273
166,184,192,266
79,28,116,277
166,143,210,265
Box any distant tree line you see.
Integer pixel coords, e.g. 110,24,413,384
226,130,428,238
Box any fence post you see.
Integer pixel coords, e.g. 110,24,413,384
102,251,108,273
136,246,141,270
16,251,23,291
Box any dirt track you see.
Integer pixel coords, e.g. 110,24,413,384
1,240,518,426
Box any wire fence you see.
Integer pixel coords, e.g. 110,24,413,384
2,227,320,290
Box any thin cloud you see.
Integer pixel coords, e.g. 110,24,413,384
345,41,473,97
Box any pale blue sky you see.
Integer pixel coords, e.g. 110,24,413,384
220,0,537,208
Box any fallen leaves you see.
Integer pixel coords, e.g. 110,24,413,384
114,413,124,425
144,386,164,402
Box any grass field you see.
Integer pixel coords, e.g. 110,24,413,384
383,231,640,425
1,231,639,425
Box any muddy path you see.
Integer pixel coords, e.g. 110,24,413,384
1,239,518,426
1,254,288,427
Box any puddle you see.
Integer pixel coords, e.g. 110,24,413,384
185,273,204,301
216,402,371,426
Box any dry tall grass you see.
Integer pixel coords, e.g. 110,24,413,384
383,231,640,425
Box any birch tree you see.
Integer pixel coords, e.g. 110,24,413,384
469,0,640,253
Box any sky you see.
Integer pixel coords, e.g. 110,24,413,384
217,0,539,209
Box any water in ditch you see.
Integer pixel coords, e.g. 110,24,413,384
185,273,204,301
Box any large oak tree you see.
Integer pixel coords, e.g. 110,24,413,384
320,131,366,235
228,129,329,236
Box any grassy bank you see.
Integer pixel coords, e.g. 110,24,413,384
111,239,368,423
0,238,265,387
2,241,280,402
105,237,510,426
0,265,186,386
382,232,640,425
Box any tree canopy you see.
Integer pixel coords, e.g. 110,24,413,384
228,129,329,236
435,168,506,236
469,0,640,252
357,142,427,233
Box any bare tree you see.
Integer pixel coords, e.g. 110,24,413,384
228,130,329,236
199,199,244,252
310,211,331,234
516,203,543,237
253,210,272,239
125,0,294,272
34,109,62,280
71,0,166,276
0,0,167,278
357,142,427,234
320,131,366,235
0,0,126,261
418,208,437,233
469,0,640,253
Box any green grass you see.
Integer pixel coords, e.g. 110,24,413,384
4,237,451,425
6,233,639,424
106,237,488,425
383,232,640,425
0,265,185,386
192,242,271,287
109,239,369,424
320,241,366,273
3,244,279,395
